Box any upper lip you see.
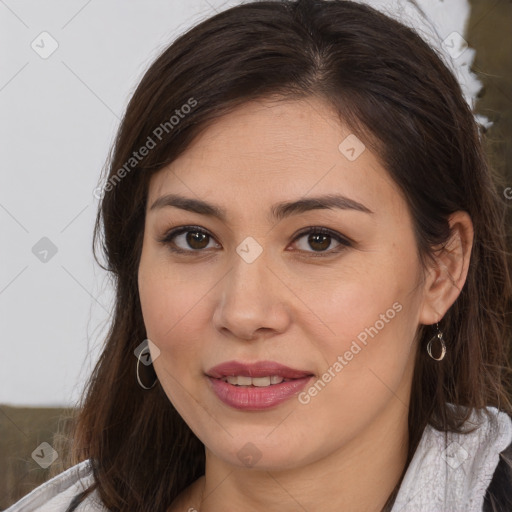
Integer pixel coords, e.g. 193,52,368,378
206,360,314,379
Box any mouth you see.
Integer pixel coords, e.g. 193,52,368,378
206,360,313,380
219,375,293,387
206,360,314,410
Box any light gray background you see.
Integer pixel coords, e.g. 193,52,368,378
0,0,473,406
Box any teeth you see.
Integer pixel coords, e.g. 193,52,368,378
223,375,285,387
236,375,252,386
252,377,271,387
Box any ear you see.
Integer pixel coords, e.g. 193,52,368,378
418,211,474,325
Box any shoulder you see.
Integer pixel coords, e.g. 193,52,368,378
483,425,512,512
391,406,512,511
4,459,107,512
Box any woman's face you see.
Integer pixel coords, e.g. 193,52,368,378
138,97,428,470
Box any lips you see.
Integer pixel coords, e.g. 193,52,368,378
206,360,314,410
206,360,313,380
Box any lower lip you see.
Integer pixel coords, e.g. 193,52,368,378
207,376,313,410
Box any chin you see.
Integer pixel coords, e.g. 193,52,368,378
204,431,315,471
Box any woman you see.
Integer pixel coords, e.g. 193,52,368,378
7,0,512,511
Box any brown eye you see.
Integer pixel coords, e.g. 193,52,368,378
292,227,352,255
159,226,220,253
186,231,210,250
158,225,352,257
307,233,331,252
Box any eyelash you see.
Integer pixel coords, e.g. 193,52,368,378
157,225,353,257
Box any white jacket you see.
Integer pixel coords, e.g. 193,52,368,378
6,406,512,512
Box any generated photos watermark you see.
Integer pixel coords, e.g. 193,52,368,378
93,97,198,200
298,301,403,404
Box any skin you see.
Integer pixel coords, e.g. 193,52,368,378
137,96,473,512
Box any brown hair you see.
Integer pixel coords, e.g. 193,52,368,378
60,1,512,510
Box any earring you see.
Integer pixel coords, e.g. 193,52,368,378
426,323,446,361
136,345,158,390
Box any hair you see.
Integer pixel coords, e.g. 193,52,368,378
58,1,512,511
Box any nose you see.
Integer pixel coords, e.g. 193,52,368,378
212,248,292,341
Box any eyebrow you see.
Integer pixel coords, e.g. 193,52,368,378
149,193,373,222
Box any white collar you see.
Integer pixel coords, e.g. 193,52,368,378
391,406,512,512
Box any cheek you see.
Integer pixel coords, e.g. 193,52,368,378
308,248,421,383
138,264,208,418
138,258,218,385
308,253,413,335
297,296,418,446
139,273,201,348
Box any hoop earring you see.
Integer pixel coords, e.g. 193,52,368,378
136,346,158,390
426,323,446,361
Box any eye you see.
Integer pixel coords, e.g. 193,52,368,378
157,225,220,253
290,226,352,256
159,225,352,257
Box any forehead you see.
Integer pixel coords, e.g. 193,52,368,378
146,97,405,220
